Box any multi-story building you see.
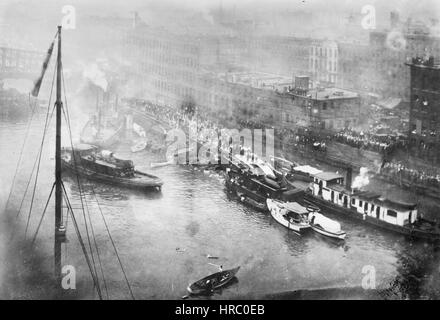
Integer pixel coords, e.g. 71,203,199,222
244,36,311,77
338,14,440,101
0,46,43,78
406,56,440,163
280,76,361,131
309,40,339,86
125,25,202,107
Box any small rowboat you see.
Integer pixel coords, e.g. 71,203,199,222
150,160,174,168
131,140,147,153
187,266,240,295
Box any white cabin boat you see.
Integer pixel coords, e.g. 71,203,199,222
266,199,311,234
306,171,440,241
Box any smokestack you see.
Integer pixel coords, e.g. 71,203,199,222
390,11,400,29
133,11,139,29
346,167,352,191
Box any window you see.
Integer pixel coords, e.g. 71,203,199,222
359,200,363,207
387,210,397,218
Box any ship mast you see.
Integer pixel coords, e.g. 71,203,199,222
54,25,66,280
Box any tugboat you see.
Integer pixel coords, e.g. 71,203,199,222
305,171,440,241
61,144,163,191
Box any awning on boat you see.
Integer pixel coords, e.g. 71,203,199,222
372,198,417,212
313,172,344,182
283,202,308,214
311,212,341,233
376,97,401,110
293,165,323,176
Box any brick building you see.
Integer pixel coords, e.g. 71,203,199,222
338,14,440,101
285,76,361,131
406,56,440,163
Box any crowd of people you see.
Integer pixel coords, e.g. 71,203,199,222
134,99,250,159
279,128,328,152
380,162,440,189
128,99,440,191
333,129,399,153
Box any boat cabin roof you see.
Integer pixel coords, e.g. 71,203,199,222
353,191,417,211
293,165,323,175
327,183,351,193
95,159,117,168
67,143,98,152
373,198,417,212
283,202,309,214
352,191,382,201
313,172,344,182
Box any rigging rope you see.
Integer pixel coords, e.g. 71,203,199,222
58,65,133,299
4,95,39,214
61,66,108,298
90,185,136,300
15,104,56,221
24,99,56,238
61,182,102,300
30,182,55,246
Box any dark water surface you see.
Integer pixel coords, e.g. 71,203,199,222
1,118,439,299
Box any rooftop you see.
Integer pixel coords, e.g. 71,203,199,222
289,87,359,100
220,72,292,91
313,172,344,181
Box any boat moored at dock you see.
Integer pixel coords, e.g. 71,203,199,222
266,199,311,234
308,211,347,240
225,153,304,211
305,171,440,241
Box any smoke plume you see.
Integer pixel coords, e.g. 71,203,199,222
82,63,108,92
352,167,370,190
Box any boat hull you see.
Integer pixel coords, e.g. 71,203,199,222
304,193,440,241
225,175,268,212
187,267,240,295
310,224,346,240
62,160,163,190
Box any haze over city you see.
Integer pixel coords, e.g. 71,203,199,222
2,0,440,302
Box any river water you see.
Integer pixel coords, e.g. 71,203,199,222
1,116,440,300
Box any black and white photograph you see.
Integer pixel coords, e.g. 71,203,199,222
1,0,440,305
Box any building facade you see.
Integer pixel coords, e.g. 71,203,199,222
309,40,339,86
407,56,440,163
